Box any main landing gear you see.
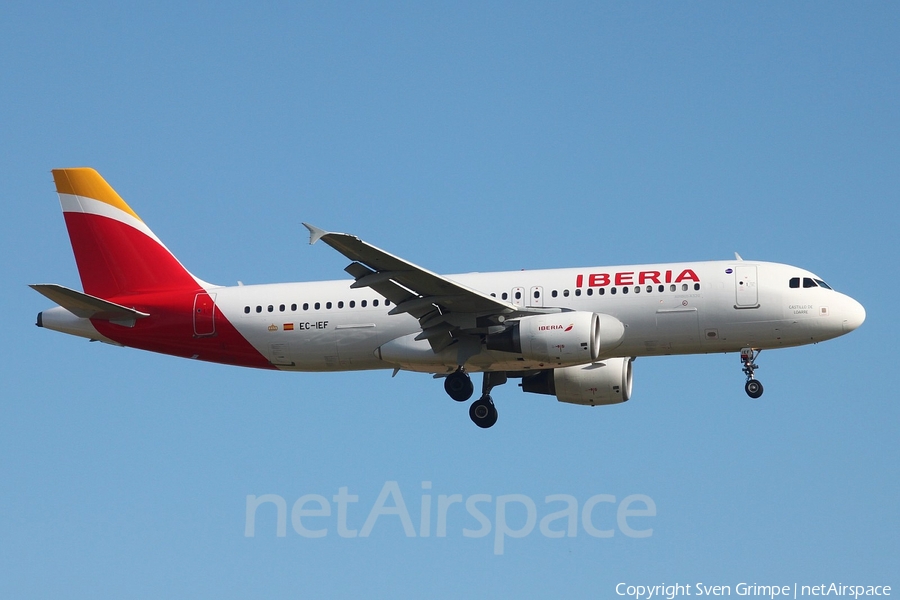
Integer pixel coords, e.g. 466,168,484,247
469,372,505,429
741,347,764,399
469,397,497,429
444,368,474,402
443,368,504,428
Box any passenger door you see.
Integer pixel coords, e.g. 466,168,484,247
734,265,759,308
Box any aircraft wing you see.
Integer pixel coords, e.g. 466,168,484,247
303,224,531,351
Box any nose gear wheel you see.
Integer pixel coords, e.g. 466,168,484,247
741,348,764,398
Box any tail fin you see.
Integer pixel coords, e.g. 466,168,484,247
53,168,203,298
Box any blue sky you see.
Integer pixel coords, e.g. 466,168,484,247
2,2,897,597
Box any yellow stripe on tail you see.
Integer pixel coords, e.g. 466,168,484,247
52,168,142,222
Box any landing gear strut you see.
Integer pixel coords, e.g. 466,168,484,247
741,347,764,399
469,372,506,429
444,368,474,402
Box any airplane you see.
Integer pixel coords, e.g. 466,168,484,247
33,168,866,428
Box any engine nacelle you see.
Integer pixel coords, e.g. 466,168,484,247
521,357,634,406
485,312,624,366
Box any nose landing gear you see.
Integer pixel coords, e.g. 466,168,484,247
741,348,764,399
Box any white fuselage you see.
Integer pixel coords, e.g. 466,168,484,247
211,260,865,374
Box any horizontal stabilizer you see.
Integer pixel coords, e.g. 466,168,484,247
29,284,149,325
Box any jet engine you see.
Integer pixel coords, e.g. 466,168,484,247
521,357,634,406
485,312,624,366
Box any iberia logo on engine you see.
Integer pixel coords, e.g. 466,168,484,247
539,324,574,332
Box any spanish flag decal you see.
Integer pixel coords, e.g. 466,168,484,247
283,323,294,331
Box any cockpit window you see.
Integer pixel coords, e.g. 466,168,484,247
797,277,832,289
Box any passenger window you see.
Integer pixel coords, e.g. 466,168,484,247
502,292,508,300
361,300,367,308
279,304,285,312
491,293,496,297
267,305,274,312
646,285,652,293
256,306,262,313
599,288,605,295
563,290,569,297
552,290,558,298
658,285,664,293
291,303,297,311
314,302,320,310
373,299,379,307
803,278,816,288
682,284,688,291
634,286,640,293
326,302,332,309
534,290,540,299
303,303,309,311
694,283,700,291
789,277,800,288
575,289,581,297
622,287,628,294
385,299,391,306
611,287,617,295
244,306,250,314
338,301,344,309
350,300,356,308
587,288,593,296
515,291,522,300
670,285,676,292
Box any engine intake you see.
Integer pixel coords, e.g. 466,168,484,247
521,357,634,406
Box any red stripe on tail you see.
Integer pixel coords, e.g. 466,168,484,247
63,211,198,298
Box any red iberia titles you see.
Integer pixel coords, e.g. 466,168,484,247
575,269,700,288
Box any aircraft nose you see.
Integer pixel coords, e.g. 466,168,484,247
842,296,866,333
